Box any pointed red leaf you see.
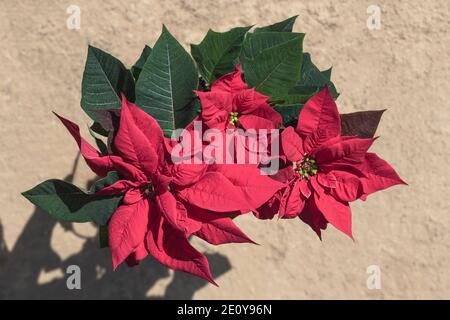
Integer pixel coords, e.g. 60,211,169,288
309,135,354,155
108,199,150,270
208,164,284,211
239,114,279,130
314,137,375,165
299,179,312,198
155,191,201,235
328,170,363,202
146,213,216,285
170,163,208,187
268,165,296,184
114,97,159,178
280,126,303,162
190,208,255,245
197,219,255,245
211,64,247,94
95,180,138,196
123,188,145,205
255,194,280,220
234,88,269,114
54,112,113,177
297,86,340,152
313,185,353,239
317,172,337,189
360,153,406,197
177,171,253,213
108,156,148,182
196,90,232,130
121,94,165,164
299,200,328,240
279,180,305,218
249,103,283,128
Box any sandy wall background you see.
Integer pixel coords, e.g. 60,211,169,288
0,0,449,299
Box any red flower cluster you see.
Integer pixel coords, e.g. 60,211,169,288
196,65,282,130
54,67,404,284
259,87,406,238
55,91,281,285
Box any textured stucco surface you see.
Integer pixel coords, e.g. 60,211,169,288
0,0,449,299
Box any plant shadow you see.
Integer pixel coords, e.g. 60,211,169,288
0,156,231,300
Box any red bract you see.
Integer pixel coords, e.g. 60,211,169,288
195,65,282,130
268,86,406,239
54,96,256,285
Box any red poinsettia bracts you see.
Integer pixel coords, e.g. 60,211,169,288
195,65,283,130
54,96,257,285
21,19,410,289
269,86,406,239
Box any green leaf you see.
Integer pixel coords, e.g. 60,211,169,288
191,26,251,84
90,122,109,137
88,126,108,156
81,46,135,125
321,67,332,81
89,171,122,193
273,104,304,127
22,179,121,226
273,53,340,126
131,45,152,81
192,98,202,115
288,53,338,101
242,32,304,98
98,224,109,248
135,26,199,137
254,15,298,33
276,92,311,105
242,32,301,60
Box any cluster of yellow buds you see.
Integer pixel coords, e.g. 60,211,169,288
229,111,239,126
293,156,318,179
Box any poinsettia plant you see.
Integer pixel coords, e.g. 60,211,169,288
22,16,405,284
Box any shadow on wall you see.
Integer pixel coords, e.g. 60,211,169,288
0,155,231,300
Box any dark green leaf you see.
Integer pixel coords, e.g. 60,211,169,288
254,15,298,33
81,46,135,126
192,98,202,115
287,53,338,102
242,32,301,60
131,45,152,81
321,67,332,81
22,179,121,226
98,224,109,248
242,32,304,98
191,26,251,84
273,104,304,127
89,171,122,194
278,92,312,105
90,121,109,137
340,110,386,138
135,26,199,137
88,126,108,156
89,111,120,154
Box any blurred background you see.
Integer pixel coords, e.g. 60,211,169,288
0,0,448,299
